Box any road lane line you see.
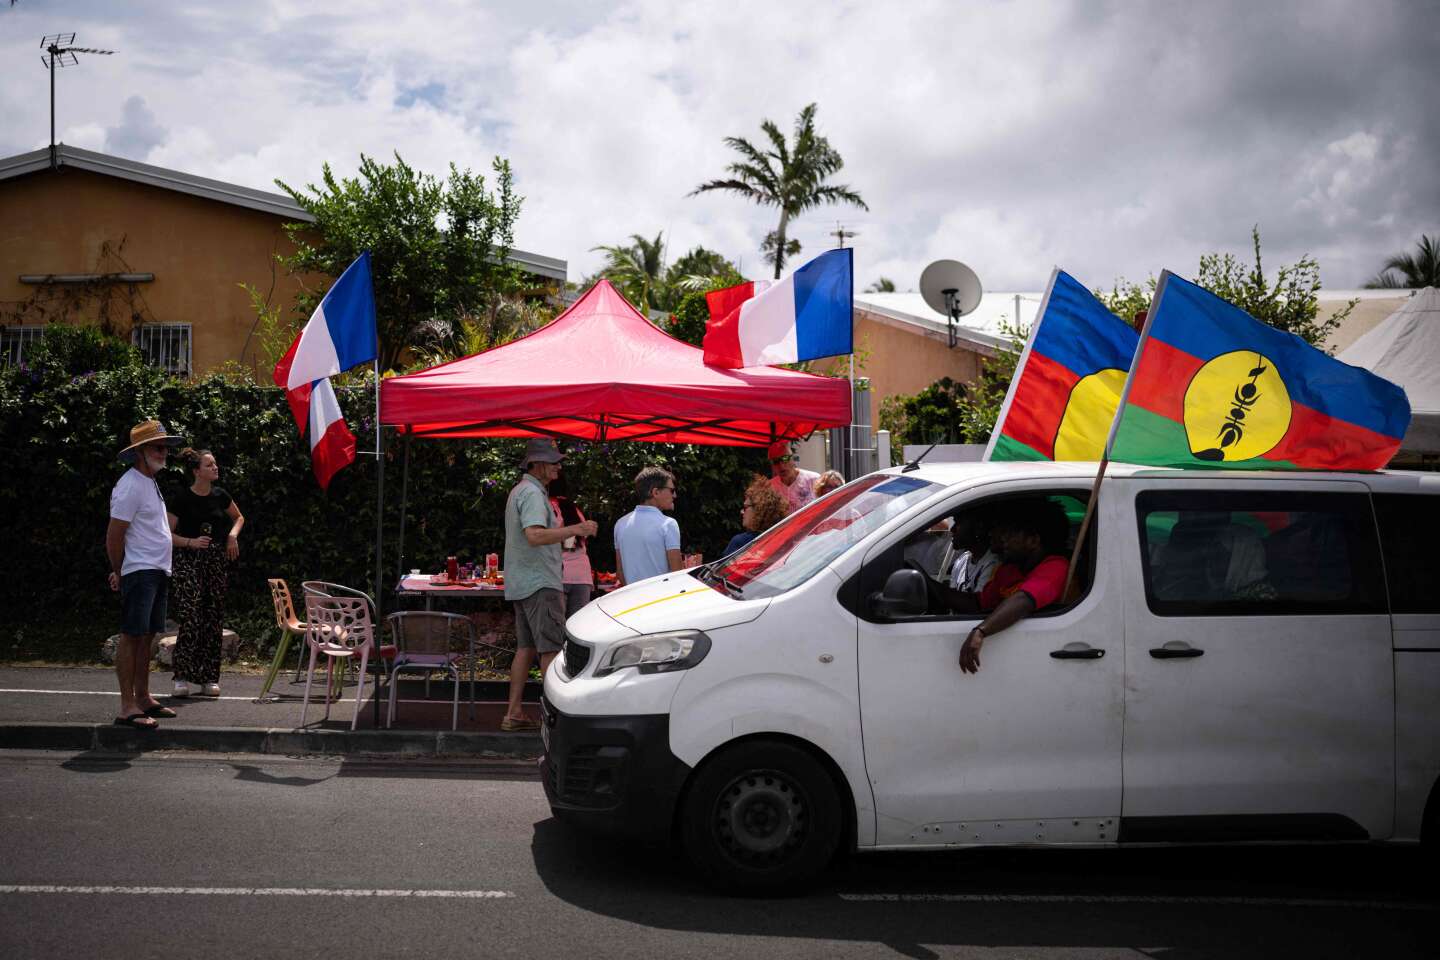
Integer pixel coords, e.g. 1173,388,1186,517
839,893,1436,911
0,885,513,898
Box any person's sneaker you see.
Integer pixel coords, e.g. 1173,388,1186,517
201,683,221,698
173,681,192,697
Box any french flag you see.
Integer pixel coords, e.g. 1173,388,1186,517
702,248,853,368
272,253,377,490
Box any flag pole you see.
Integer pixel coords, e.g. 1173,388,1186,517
1061,456,1105,602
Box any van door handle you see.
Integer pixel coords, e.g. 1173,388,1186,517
1150,643,1204,659
1050,643,1104,660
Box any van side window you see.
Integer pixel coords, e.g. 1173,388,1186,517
852,490,1094,622
1372,493,1440,614
1135,490,1385,617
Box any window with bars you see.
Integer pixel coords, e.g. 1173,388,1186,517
132,323,192,377
0,326,47,366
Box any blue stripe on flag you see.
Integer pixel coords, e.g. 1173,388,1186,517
1031,270,1138,377
323,252,379,370
792,248,853,362
1152,273,1409,439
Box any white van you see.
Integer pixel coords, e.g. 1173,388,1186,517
541,461,1440,890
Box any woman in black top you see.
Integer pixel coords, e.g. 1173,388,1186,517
166,447,245,697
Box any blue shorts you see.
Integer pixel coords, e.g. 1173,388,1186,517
120,569,169,636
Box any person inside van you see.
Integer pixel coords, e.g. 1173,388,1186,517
945,498,1071,674
946,509,1000,593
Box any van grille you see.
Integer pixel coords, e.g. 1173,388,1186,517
562,636,591,677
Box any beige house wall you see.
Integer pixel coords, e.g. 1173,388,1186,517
1322,296,1410,355
808,307,992,411
0,167,313,376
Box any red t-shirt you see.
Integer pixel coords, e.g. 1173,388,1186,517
979,555,1069,612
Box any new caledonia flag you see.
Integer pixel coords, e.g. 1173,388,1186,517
1108,270,1410,470
985,268,1139,461
271,252,378,490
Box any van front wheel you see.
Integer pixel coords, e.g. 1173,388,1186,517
681,740,842,892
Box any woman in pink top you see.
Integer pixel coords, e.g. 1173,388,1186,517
549,479,594,616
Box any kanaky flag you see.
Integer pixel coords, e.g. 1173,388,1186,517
272,252,376,489
1108,271,1410,470
703,249,852,367
985,269,1140,461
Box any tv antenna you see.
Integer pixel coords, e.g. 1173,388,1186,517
40,33,114,170
919,259,983,349
830,222,859,249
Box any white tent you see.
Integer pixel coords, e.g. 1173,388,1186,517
1338,288,1440,454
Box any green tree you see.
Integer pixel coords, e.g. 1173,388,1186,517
865,277,896,293
1366,234,1439,289
591,231,668,317
691,103,867,278
1101,227,1353,350
664,246,742,306
275,152,523,371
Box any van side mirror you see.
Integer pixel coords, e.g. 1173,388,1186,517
871,569,929,619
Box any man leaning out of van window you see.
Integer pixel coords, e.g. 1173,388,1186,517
944,499,1071,675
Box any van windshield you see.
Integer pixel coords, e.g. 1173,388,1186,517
700,473,941,600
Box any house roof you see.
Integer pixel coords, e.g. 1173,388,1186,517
0,144,567,281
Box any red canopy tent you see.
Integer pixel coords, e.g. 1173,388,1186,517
380,280,851,445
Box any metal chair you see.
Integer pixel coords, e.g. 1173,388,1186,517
303,581,396,722
255,579,308,702
384,612,477,730
300,594,375,730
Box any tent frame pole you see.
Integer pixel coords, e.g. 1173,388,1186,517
395,431,412,583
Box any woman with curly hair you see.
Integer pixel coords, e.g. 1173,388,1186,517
166,447,244,698
724,476,789,556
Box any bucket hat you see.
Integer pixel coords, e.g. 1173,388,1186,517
520,437,565,469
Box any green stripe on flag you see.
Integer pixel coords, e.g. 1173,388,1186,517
1111,405,1298,470
989,433,1051,462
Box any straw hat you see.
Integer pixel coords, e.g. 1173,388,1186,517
117,420,185,463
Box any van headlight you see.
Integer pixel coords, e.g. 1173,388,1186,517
593,630,712,678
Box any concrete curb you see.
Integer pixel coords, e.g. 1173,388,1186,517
0,722,542,758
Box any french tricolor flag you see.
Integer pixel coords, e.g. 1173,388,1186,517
272,253,377,490
702,248,853,368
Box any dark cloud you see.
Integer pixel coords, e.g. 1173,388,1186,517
104,95,166,158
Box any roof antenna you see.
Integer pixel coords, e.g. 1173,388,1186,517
40,33,115,170
901,440,938,473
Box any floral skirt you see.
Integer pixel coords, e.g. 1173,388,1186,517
171,546,229,685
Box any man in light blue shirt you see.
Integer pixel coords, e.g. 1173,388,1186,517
613,466,683,586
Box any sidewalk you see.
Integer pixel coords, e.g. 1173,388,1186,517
0,666,544,758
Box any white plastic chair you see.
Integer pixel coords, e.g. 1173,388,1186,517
300,594,374,731
384,611,476,731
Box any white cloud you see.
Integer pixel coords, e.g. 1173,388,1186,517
0,0,1433,290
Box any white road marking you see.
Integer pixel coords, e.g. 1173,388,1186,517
0,688,513,705
0,885,513,898
839,893,1436,911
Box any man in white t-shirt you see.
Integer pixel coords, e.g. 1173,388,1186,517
614,466,683,586
106,420,185,731
767,441,820,512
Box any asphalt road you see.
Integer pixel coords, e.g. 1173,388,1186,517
0,750,1434,960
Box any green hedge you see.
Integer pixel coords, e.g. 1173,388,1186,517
0,327,766,661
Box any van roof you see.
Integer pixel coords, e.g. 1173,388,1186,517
884,459,1440,494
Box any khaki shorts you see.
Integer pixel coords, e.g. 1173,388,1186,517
513,588,565,654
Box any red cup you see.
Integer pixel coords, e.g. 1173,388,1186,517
446,556,459,581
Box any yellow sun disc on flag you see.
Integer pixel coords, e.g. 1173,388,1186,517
1054,368,1127,460
1183,350,1292,462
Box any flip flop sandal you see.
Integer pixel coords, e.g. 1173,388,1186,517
113,713,159,731
143,704,177,719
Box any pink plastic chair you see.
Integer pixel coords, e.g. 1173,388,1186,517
300,594,374,730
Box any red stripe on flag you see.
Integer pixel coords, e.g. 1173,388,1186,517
1000,352,1079,460
272,335,312,434
702,281,753,368
1128,337,1205,422
1264,404,1403,471
311,417,356,491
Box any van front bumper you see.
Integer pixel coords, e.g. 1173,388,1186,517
540,697,692,840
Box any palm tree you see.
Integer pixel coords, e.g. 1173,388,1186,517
591,231,668,315
691,103,867,278
866,277,896,293
1366,234,1439,288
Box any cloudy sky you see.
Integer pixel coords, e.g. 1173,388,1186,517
2,0,1435,293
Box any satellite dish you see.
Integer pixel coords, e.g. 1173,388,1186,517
919,260,983,349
